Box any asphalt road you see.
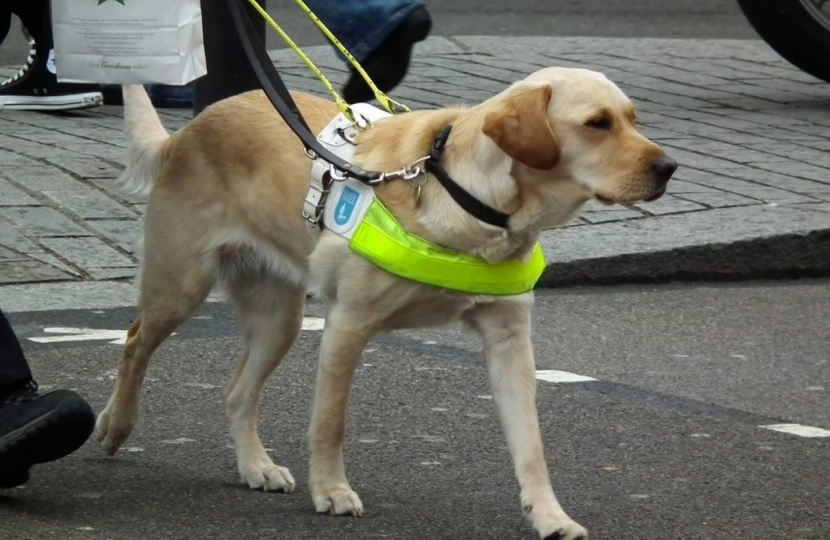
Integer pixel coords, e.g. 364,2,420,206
0,0,757,67
2,280,828,539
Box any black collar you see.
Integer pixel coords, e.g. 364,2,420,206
425,126,511,229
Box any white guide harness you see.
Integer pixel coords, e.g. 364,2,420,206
303,103,391,240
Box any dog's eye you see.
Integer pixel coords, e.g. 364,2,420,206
585,117,612,131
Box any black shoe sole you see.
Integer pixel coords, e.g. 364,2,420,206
342,6,432,104
0,399,95,488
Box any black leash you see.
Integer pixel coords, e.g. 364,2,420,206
225,0,380,183
426,126,511,229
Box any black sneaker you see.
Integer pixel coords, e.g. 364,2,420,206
0,40,103,111
0,383,95,488
342,5,432,104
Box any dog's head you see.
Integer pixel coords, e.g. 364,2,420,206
479,67,676,206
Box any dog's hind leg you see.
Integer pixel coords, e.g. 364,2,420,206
224,278,305,493
96,213,214,455
466,299,588,540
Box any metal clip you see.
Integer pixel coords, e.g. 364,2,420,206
302,209,322,224
409,156,430,168
401,166,423,181
353,113,371,131
335,113,372,146
329,163,349,182
408,169,429,207
376,156,431,184
335,127,357,146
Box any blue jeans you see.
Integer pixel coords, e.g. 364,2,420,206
305,0,424,63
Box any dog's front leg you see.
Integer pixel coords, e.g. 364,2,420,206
308,303,373,517
469,299,588,540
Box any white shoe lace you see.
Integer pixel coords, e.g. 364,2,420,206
1,39,37,87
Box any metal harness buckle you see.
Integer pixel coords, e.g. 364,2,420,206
302,173,330,225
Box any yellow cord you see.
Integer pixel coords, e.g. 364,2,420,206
245,0,411,120
291,0,411,114
245,0,356,121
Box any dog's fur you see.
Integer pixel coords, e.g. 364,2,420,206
97,68,674,540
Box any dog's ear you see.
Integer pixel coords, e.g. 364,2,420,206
482,84,559,170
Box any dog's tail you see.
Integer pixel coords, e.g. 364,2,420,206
117,85,172,196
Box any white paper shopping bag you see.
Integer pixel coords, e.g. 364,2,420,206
51,0,207,85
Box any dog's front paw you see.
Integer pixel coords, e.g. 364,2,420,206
239,461,295,493
311,482,364,517
528,505,588,540
95,405,136,456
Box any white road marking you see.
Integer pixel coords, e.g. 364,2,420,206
535,370,597,383
183,382,218,390
28,317,327,345
760,424,830,438
533,370,827,439
30,327,128,344
160,438,196,444
302,317,325,330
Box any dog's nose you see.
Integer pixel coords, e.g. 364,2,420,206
650,156,678,184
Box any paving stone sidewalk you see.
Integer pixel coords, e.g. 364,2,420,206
1,37,829,300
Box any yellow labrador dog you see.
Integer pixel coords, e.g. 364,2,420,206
97,67,676,540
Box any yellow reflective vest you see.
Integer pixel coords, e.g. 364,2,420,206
349,199,546,296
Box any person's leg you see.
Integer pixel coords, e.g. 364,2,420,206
305,0,431,103
0,308,95,489
1,1,34,43
0,0,102,111
0,309,33,395
0,8,12,47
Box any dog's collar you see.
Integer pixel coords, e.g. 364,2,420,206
425,126,512,229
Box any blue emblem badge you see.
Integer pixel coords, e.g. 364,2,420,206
334,186,360,226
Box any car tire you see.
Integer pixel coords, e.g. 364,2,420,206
736,0,830,82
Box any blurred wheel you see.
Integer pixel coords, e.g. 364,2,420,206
736,0,830,82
